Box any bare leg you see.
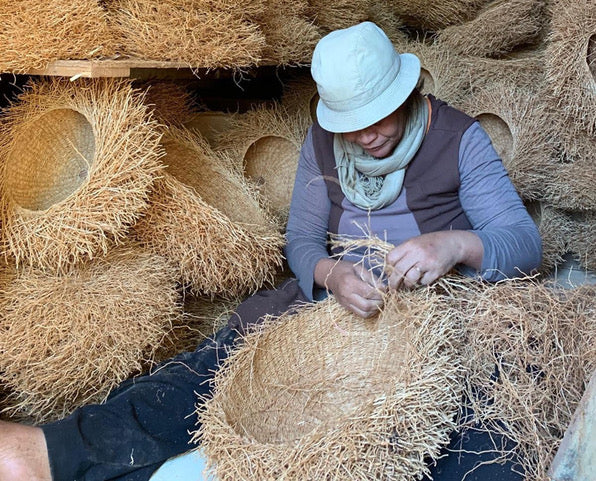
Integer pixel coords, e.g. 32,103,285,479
0,421,51,481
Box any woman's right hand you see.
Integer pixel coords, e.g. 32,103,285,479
314,258,385,318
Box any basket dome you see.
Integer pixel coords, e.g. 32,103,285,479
0,78,163,273
196,292,465,480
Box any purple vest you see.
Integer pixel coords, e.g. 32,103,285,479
312,95,475,236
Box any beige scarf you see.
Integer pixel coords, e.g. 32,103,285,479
334,93,428,210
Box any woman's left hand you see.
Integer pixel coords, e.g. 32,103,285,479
384,230,483,289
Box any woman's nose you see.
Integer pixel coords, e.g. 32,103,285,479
357,128,376,145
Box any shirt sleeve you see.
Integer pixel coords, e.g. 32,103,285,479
284,127,332,300
458,122,542,281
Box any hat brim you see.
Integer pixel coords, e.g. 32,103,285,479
315,53,421,133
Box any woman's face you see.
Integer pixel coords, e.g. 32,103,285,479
342,104,408,159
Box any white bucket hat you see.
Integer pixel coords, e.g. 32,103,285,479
311,22,421,133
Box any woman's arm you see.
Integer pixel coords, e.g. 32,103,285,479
456,122,542,281
385,122,541,288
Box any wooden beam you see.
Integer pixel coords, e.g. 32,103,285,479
19,59,265,80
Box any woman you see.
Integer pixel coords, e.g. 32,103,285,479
0,22,540,481
287,21,540,319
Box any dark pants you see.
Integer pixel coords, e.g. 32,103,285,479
42,279,523,481
426,404,524,480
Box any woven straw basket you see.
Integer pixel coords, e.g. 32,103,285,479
196,292,465,480
217,103,311,225
160,126,273,227
132,127,284,298
544,0,596,135
0,78,163,274
0,245,181,423
460,81,556,201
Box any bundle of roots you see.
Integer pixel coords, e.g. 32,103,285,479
0,78,163,274
0,0,116,73
0,245,181,423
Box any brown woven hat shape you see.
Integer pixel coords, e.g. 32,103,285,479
216,102,311,226
160,126,273,226
195,290,465,480
0,245,181,423
0,0,117,73
132,127,284,298
0,78,163,274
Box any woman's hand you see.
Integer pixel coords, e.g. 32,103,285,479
385,230,483,289
314,258,385,318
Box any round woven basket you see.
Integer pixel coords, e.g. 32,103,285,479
217,103,311,225
132,128,285,298
0,245,181,423
196,291,465,480
160,126,272,227
0,78,163,274
243,135,299,220
0,0,116,73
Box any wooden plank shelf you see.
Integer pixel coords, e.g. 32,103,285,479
22,59,200,79
19,59,270,80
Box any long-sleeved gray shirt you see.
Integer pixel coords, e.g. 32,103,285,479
285,122,542,300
